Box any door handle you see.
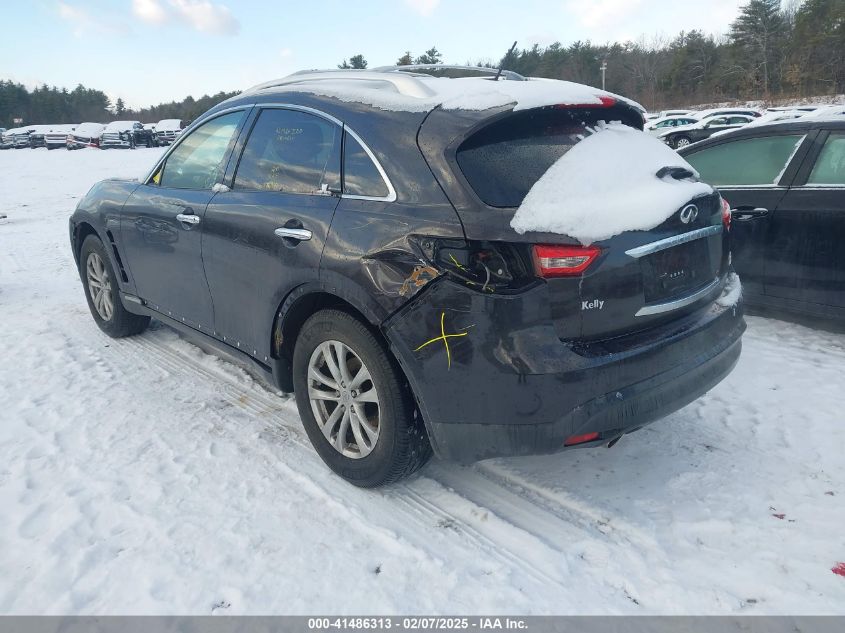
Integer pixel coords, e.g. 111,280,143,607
731,207,769,222
176,213,201,225
274,227,312,241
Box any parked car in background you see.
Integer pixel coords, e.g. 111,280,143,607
100,120,156,149
44,124,78,150
154,119,183,146
693,108,761,120
681,117,845,320
27,124,53,148
143,123,158,143
645,115,700,136
12,127,34,148
659,109,695,118
2,128,19,149
67,122,106,149
69,69,744,486
660,115,756,148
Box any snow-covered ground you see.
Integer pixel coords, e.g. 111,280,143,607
0,148,844,615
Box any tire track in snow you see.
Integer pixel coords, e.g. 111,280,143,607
105,326,579,592
466,461,662,551
96,318,679,600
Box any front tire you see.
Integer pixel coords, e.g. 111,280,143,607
79,235,150,338
292,309,432,487
674,136,692,149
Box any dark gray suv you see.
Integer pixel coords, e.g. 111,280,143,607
69,69,745,486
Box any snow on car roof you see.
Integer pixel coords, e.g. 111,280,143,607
155,119,183,130
104,120,140,131
248,70,645,114
510,122,713,245
75,122,106,134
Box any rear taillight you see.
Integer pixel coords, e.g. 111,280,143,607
721,197,731,230
533,245,601,278
564,431,600,446
554,96,617,109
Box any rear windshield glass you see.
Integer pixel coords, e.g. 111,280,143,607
456,109,631,208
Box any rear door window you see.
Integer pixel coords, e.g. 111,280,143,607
234,109,341,194
806,134,845,185
456,109,616,208
343,132,389,198
684,135,805,186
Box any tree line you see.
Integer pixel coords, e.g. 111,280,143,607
2,0,841,127
0,81,239,129
490,0,843,110
339,0,843,110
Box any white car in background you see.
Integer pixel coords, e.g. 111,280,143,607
690,107,761,121
67,122,106,149
658,109,695,118
657,114,756,148
645,115,701,136
43,124,78,150
154,119,184,146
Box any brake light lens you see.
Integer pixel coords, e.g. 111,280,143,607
564,431,601,446
554,96,617,109
533,245,601,277
721,197,731,230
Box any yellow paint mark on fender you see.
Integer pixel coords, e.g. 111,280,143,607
413,311,473,370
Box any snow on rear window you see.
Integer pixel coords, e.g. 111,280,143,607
510,122,714,245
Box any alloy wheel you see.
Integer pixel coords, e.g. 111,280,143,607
307,340,380,459
675,137,691,148
86,252,114,321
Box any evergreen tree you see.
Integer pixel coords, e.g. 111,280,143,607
338,55,367,70
348,54,368,69
730,0,787,96
396,51,414,66
415,47,443,64
115,97,126,116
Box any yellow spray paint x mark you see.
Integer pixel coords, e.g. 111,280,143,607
413,311,473,370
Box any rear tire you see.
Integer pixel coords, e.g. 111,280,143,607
79,235,150,338
674,136,692,149
292,309,432,487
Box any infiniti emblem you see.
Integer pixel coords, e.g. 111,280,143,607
680,204,699,224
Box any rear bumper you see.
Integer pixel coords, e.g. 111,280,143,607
383,276,745,462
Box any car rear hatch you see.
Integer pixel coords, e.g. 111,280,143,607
419,101,729,340
565,190,726,339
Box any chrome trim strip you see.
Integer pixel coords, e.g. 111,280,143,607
636,277,722,317
625,225,722,259
142,102,397,203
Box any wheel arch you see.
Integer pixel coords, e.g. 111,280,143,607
72,220,130,285
270,285,393,393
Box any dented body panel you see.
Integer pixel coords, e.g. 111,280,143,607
384,276,744,461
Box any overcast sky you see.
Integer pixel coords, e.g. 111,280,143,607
2,0,748,109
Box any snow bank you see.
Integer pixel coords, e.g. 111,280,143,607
283,76,642,114
510,122,714,244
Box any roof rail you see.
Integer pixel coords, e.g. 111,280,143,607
373,64,527,81
244,70,438,99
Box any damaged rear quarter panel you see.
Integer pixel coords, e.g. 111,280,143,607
320,197,465,322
